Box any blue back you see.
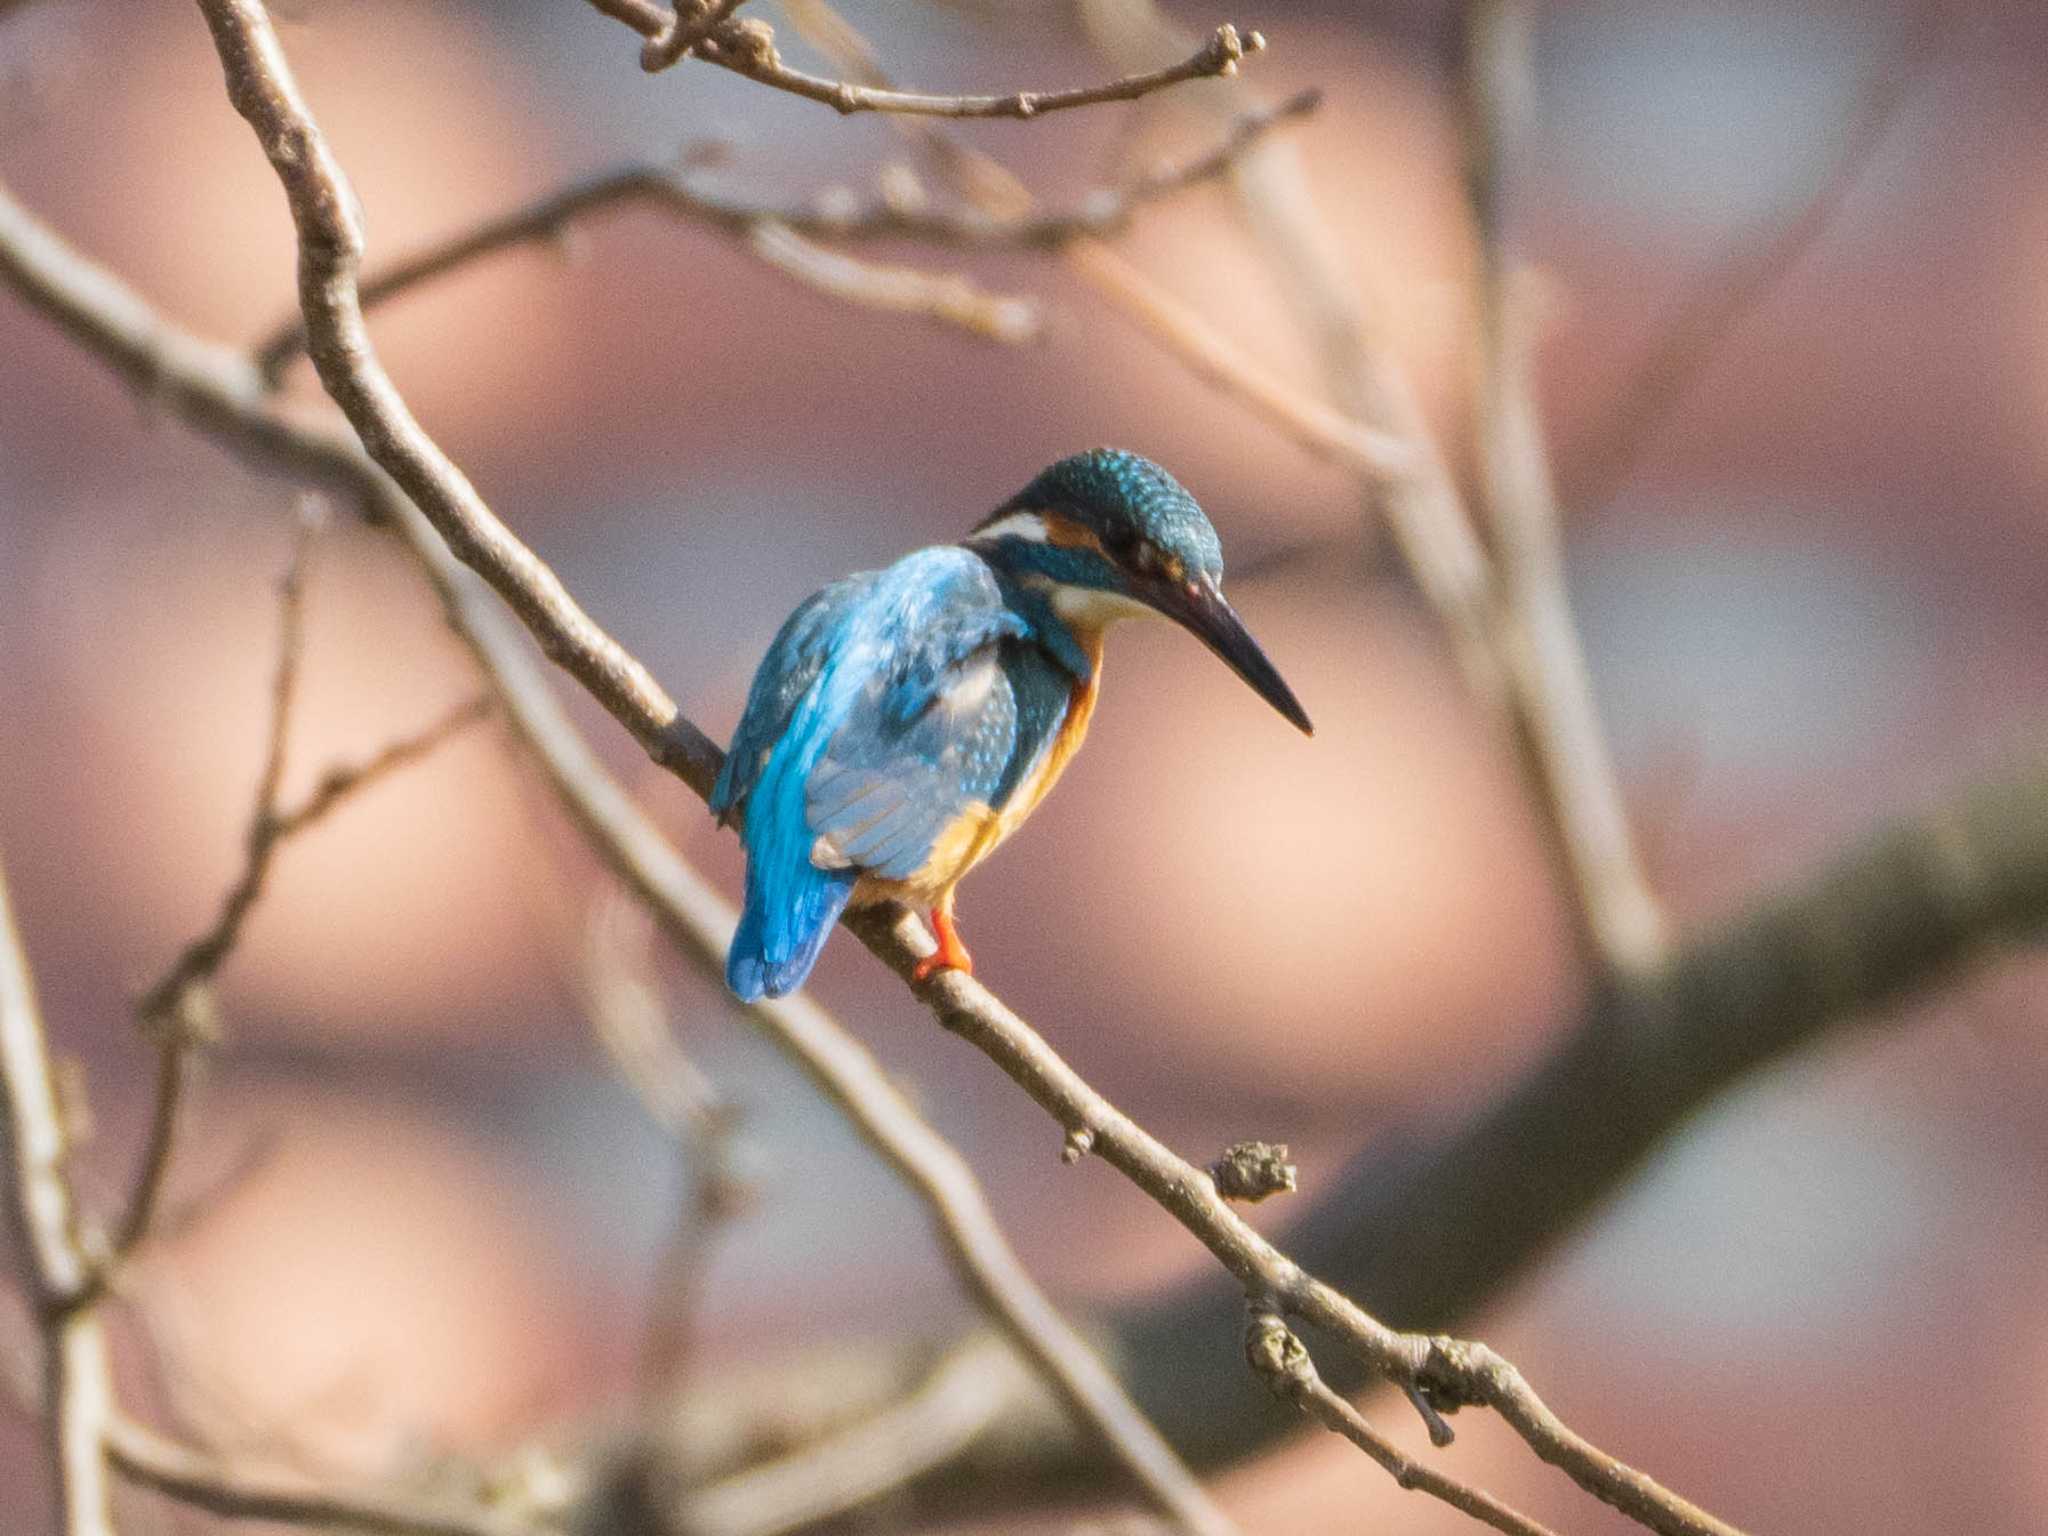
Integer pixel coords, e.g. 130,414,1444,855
714,546,1040,1000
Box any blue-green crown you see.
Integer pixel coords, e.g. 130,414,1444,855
991,448,1224,580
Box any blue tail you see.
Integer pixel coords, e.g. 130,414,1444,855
727,862,858,1001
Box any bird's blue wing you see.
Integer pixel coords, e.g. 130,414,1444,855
805,551,1030,884
711,575,864,826
722,549,1026,1000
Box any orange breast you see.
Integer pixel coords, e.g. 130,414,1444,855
871,637,1104,906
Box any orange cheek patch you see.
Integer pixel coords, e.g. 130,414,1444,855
1043,513,1109,555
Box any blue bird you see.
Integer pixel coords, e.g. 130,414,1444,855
711,448,1312,1001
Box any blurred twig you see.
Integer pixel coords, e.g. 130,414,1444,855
0,850,117,1536
1563,0,1944,514
746,221,1041,342
249,89,1320,384
103,1413,547,1536
1079,0,1663,977
675,1335,1021,1536
576,892,752,1392
116,511,491,1263
583,0,1264,119
1459,0,1666,969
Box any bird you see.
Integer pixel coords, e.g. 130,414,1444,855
711,448,1313,1002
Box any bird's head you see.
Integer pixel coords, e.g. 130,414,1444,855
969,448,1312,735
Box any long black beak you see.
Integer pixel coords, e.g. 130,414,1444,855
1163,575,1313,735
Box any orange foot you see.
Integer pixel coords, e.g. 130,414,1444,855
911,905,975,983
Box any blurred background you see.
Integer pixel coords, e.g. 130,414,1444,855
2,0,2046,1530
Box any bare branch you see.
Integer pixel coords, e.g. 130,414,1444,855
745,220,1040,342
0,850,117,1536
584,0,1265,121
103,1412,546,1536
576,893,751,1390
249,89,1319,383
1064,239,1412,477
1246,1309,1559,1536
673,1335,1022,1536
117,638,491,1262
1459,0,1665,971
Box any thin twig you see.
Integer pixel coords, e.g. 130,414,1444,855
746,220,1040,342
1065,239,1410,476
0,850,117,1536
576,892,751,1391
1565,0,1944,514
584,0,1265,120
1459,0,1665,971
115,670,493,1260
676,1335,1022,1536
103,1412,545,1536
248,89,1320,383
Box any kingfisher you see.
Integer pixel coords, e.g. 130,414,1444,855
711,448,1312,1002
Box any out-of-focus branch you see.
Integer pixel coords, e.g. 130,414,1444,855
576,893,752,1391
1459,0,1666,970
1564,0,1943,514
249,89,1320,384
0,852,116,1536
584,0,1264,120
115,510,490,1261
1064,240,1411,475
673,1335,1022,1536
102,1413,546,1536
746,221,1040,342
